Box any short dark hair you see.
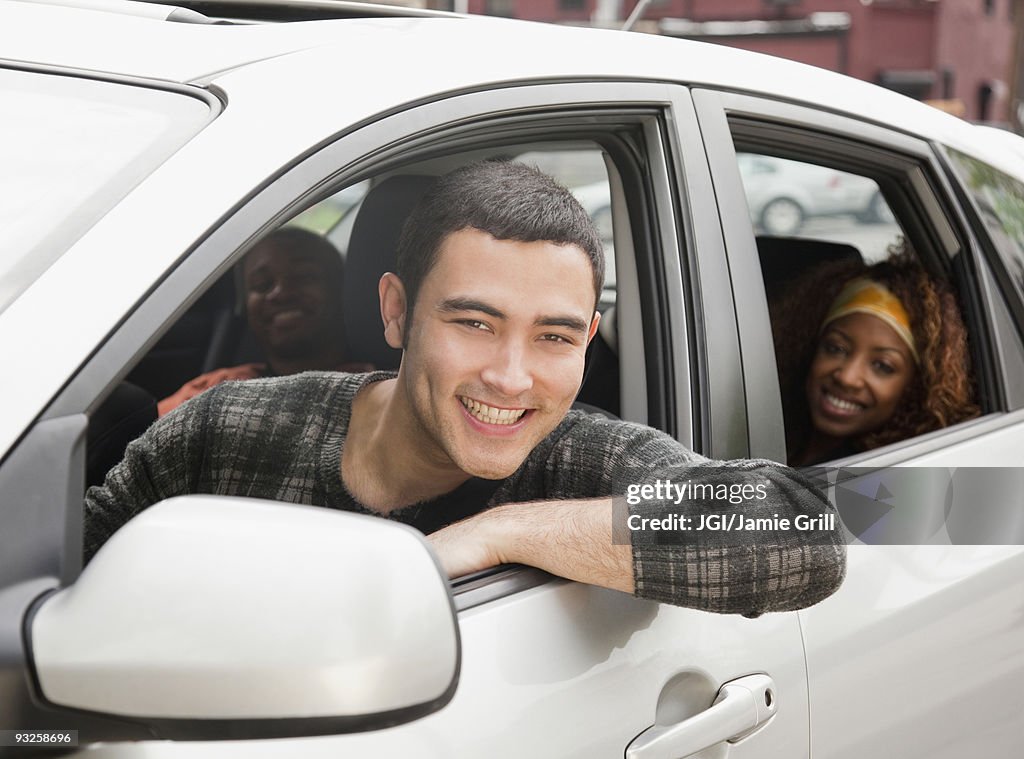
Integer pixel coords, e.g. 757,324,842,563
395,160,605,314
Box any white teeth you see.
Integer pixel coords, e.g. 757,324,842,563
460,397,527,425
826,393,861,412
272,310,304,323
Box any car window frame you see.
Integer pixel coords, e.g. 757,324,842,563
25,81,703,608
692,88,1015,466
936,145,1024,409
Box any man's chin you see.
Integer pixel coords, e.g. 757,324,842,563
265,336,317,359
454,454,526,481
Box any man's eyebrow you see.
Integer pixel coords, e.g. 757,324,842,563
536,315,590,334
437,297,506,319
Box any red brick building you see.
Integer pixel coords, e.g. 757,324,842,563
462,0,1020,127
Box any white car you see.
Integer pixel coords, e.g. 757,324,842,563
737,153,892,235
2,1,1024,757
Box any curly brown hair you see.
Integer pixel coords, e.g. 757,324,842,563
772,241,980,462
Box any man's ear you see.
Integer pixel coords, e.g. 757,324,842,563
586,310,602,345
379,273,408,349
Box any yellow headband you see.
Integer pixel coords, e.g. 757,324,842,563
822,278,918,363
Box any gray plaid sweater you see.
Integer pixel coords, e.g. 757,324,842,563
85,371,846,615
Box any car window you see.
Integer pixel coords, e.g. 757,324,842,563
945,149,1024,311
0,67,212,316
729,143,983,465
110,141,628,491
291,179,371,235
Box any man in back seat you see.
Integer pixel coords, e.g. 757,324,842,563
158,227,372,416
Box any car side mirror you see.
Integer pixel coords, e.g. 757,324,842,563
26,496,459,740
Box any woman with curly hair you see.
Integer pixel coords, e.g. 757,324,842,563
772,242,979,465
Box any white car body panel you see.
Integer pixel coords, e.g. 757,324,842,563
78,585,809,758
802,545,1024,759
798,420,1024,758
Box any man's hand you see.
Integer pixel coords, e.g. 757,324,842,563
426,499,634,595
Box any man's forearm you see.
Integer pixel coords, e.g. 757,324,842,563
428,463,847,616
427,498,633,594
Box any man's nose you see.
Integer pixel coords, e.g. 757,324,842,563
265,279,296,302
480,341,534,399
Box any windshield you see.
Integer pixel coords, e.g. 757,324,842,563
0,67,212,315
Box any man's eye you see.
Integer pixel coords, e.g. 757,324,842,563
458,319,490,332
540,333,573,345
248,280,272,294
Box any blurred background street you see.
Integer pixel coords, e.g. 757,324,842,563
389,0,1024,135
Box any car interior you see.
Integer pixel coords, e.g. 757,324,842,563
85,131,991,489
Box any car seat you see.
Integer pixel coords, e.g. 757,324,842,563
87,382,157,488
342,174,437,370
755,235,864,309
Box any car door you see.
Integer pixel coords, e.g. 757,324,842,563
1,73,811,757
694,88,1024,758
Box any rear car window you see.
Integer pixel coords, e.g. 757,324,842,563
945,148,1024,314
0,67,212,315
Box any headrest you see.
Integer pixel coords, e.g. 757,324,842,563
756,236,863,303
342,174,437,369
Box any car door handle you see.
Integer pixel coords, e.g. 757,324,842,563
625,674,777,759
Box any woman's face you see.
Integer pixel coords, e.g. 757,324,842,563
805,312,916,443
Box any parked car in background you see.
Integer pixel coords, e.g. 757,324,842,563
738,152,893,235
2,0,1024,757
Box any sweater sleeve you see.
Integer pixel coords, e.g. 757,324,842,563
626,458,847,616
83,390,212,563
540,415,847,616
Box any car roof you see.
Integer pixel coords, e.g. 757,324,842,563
3,0,1021,175
0,2,997,144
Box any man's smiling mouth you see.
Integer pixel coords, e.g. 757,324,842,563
459,396,528,425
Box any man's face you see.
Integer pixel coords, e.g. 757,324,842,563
243,241,341,359
393,228,600,480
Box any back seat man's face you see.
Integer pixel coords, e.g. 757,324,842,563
383,227,600,480
243,241,342,359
